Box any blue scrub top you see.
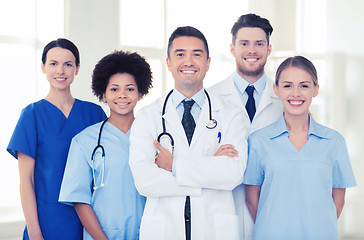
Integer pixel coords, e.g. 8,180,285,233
7,99,106,240
59,121,146,240
243,114,356,240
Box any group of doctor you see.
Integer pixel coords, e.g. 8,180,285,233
7,12,356,240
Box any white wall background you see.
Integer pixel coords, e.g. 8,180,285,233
0,0,363,239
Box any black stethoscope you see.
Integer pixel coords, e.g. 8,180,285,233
91,118,109,190
157,89,217,151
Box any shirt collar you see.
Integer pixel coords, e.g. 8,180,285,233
171,88,205,109
270,114,288,139
270,113,329,140
233,71,267,96
308,115,328,139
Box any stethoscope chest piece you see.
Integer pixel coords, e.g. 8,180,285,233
158,89,218,147
206,119,217,129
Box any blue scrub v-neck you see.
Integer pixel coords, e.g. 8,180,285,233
7,98,106,240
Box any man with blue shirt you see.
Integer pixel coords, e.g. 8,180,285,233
209,13,283,240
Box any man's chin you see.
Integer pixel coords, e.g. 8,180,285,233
242,69,264,77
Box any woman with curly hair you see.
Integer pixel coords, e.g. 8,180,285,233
59,50,153,240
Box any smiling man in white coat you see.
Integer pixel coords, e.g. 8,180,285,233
129,26,249,240
209,14,283,240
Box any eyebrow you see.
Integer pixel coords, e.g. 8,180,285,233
49,60,74,64
174,49,205,54
282,80,313,84
238,39,267,43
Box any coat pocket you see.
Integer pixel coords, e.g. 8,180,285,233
203,129,221,156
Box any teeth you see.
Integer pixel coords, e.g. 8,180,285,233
182,70,195,73
55,78,66,81
246,58,258,62
289,100,303,105
117,102,128,106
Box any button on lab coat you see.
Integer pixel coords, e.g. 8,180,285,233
209,74,283,240
129,90,249,240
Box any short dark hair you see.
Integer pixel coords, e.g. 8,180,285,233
92,50,153,101
275,56,318,86
167,26,209,59
42,38,80,67
231,13,273,45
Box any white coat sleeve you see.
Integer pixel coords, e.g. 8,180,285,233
175,109,248,191
129,109,201,198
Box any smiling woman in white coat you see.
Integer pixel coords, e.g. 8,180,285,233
129,26,249,240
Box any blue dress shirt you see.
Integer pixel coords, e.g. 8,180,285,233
233,71,267,109
172,88,205,121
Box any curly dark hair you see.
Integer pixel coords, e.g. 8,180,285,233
92,50,153,101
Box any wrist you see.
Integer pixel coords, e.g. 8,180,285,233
28,231,43,240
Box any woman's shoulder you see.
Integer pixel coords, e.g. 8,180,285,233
19,99,47,117
311,120,345,142
74,99,106,119
22,99,45,108
250,120,281,140
73,121,103,141
75,98,103,110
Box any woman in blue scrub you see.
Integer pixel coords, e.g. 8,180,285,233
243,56,356,240
59,50,153,239
7,38,106,240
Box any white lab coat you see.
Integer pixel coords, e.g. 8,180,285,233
209,74,283,240
129,90,249,240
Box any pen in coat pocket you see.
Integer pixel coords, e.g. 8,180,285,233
217,132,221,143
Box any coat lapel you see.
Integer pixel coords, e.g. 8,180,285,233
190,100,209,146
162,99,189,146
190,92,223,146
161,90,225,148
219,76,246,111
255,79,278,118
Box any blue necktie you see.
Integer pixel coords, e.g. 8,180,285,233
245,86,256,122
181,99,195,240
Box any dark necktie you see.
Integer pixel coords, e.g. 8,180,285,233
182,100,196,145
181,99,195,240
245,85,256,122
